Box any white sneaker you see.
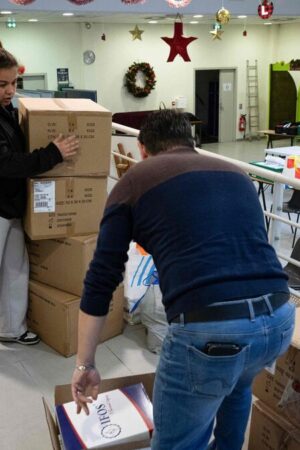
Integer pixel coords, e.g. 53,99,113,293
0,331,40,345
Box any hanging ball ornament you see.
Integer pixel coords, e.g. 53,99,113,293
67,0,94,5
258,1,274,20
216,7,230,24
9,0,36,4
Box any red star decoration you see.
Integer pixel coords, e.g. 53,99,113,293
161,22,197,62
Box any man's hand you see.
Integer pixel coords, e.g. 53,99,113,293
71,367,101,415
53,134,79,160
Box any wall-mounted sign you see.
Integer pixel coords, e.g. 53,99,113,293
57,68,69,86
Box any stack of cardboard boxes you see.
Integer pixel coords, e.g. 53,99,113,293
20,98,124,357
249,307,300,449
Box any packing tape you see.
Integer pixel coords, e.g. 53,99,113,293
65,178,76,237
67,112,78,135
65,177,74,198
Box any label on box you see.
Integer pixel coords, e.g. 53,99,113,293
265,360,276,375
33,181,55,213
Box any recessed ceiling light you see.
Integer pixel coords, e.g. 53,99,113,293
148,20,158,24
1,11,12,15
264,22,273,25
193,15,203,18
238,15,247,19
62,12,74,17
28,19,38,22
190,21,199,24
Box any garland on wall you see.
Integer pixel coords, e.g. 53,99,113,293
9,0,36,5
166,0,192,7
125,62,156,98
9,0,95,4
122,0,146,4
67,0,94,4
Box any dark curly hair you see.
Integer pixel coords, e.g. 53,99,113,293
138,109,194,155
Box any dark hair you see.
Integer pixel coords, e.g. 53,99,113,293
138,109,194,155
0,41,18,69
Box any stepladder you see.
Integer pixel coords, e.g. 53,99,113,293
246,60,260,140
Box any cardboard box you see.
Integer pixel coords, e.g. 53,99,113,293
19,98,112,177
56,383,153,449
27,280,124,357
44,373,155,450
253,308,300,428
28,234,97,296
248,400,300,450
24,177,107,240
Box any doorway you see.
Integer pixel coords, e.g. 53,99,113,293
195,69,236,144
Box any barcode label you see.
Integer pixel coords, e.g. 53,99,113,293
35,201,49,208
33,181,55,213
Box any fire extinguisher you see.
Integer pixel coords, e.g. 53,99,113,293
239,114,247,139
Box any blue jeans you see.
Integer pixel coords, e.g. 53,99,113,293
151,298,295,450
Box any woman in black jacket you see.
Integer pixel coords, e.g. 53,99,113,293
0,44,79,345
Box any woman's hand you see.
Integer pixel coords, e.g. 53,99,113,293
53,134,79,160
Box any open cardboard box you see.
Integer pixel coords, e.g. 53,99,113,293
44,372,155,450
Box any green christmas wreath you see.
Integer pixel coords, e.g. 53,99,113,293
125,62,156,98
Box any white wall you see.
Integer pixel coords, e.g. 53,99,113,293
0,21,292,133
1,23,84,90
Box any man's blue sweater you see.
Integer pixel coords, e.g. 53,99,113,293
80,146,289,322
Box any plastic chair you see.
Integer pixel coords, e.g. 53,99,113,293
284,238,300,289
282,189,300,248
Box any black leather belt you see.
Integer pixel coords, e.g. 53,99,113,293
169,293,290,324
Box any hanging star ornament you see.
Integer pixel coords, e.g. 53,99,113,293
129,25,144,40
161,21,197,62
210,23,223,40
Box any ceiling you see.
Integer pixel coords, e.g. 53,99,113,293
0,0,299,26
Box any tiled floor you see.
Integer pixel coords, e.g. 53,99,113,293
0,137,296,450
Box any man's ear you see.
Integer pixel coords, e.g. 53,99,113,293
138,141,149,160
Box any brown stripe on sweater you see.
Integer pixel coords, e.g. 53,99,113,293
107,146,247,208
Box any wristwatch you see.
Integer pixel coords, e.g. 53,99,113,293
76,364,95,372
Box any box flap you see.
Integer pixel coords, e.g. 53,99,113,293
29,280,79,304
55,373,155,405
67,234,98,245
254,400,300,442
95,439,151,450
19,97,111,113
42,397,61,450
